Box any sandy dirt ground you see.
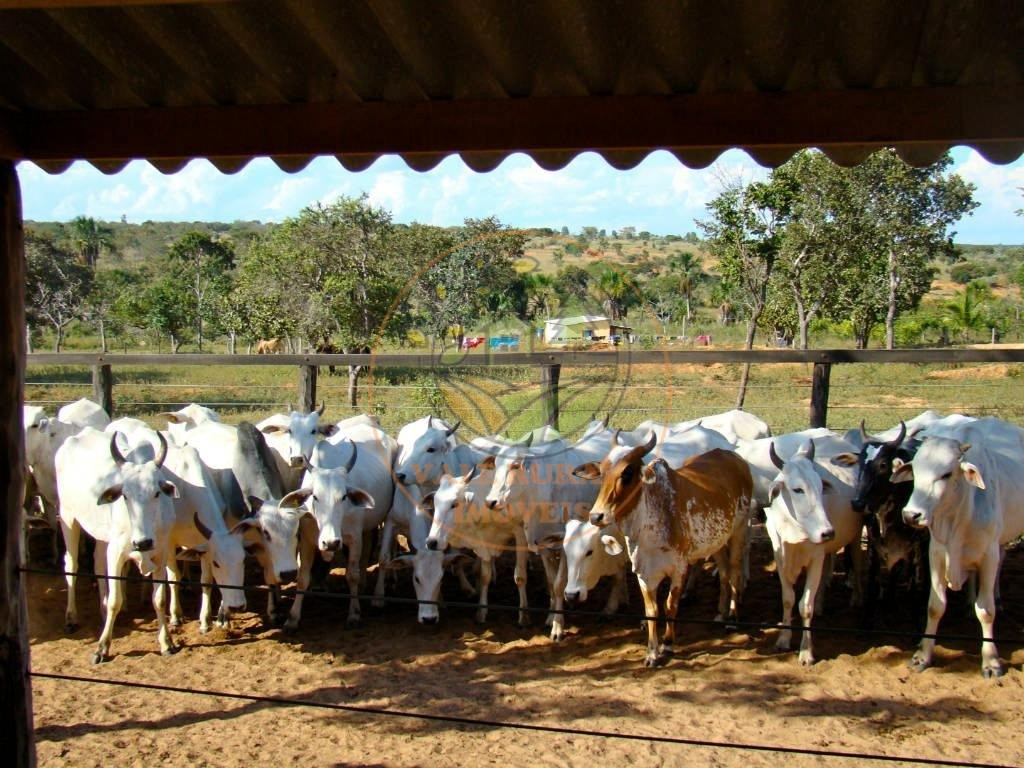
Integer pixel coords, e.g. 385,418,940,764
23,528,1024,768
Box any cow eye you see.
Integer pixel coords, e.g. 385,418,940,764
941,472,953,480
414,576,421,585
154,491,161,499
213,560,221,568
585,550,594,558
426,447,436,453
620,466,635,483
792,488,805,495
264,531,272,542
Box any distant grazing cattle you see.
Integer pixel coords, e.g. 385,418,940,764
256,338,284,354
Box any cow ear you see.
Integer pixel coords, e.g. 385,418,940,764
463,490,475,506
600,534,624,557
479,455,496,471
830,453,858,467
97,484,124,505
768,481,783,503
160,412,186,424
890,458,913,483
346,488,375,510
178,544,208,560
820,479,833,495
642,464,657,484
281,488,313,509
159,480,180,499
420,492,436,513
960,461,986,490
247,496,265,514
261,424,286,435
573,462,601,480
231,518,259,536
319,424,339,437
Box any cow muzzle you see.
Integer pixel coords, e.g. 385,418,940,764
289,456,307,469
850,497,867,513
425,536,440,551
818,528,835,543
132,538,154,552
903,509,926,528
564,590,581,606
589,512,607,527
321,539,342,553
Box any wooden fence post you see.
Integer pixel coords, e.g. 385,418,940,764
809,362,831,429
540,363,561,431
298,364,317,414
92,363,113,418
0,160,35,768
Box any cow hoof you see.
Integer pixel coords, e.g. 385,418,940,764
798,652,815,666
91,651,109,665
657,643,674,658
199,625,211,635
550,629,564,643
64,622,78,635
371,598,386,610
983,664,1005,679
170,617,182,628
644,654,660,668
161,647,178,657
269,612,288,628
345,617,362,630
908,653,930,672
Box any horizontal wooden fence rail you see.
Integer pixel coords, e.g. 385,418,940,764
26,348,1024,432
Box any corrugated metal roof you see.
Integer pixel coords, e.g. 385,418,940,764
0,0,1021,173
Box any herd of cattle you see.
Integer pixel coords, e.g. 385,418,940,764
20,399,1024,676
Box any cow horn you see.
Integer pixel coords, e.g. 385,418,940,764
109,432,128,466
886,421,907,449
464,464,479,483
603,413,611,428
522,431,533,448
193,511,213,540
316,400,326,417
427,415,434,429
769,441,785,470
804,440,816,462
154,431,169,468
612,429,622,446
444,420,460,438
344,439,358,472
859,419,870,444
640,431,657,457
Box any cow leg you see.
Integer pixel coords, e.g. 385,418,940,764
284,521,318,632
165,559,185,628
636,575,662,667
660,569,685,659
546,551,567,642
344,534,363,628
61,520,81,633
539,549,563,630
680,562,700,604
151,556,176,656
93,548,129,664
372,518,396,609
198,555,216,633
847,537,864,609
476,556,493,625
798,555,826,666
863,518,881,626
514,530,529,627
976,548,1003,678
603,566,628,616
910,544,947,672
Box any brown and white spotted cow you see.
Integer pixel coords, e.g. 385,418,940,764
575,436,752,667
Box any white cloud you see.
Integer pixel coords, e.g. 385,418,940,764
130,161,217,219
263,177,315,213
955,151,1024,215
367,171,407,216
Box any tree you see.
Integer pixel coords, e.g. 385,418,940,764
25,231,93,352
83,268,143,353
854,150,978,349
664,251,705,338
411,217,524,350
593,267,628,321
67,215,114,268
523,273,560,320
143,277,194,353
699,174,797,406
944,281,990,343
165,232,235,352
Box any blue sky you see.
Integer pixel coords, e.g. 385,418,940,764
17,146,1024,244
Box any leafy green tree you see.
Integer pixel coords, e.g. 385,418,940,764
83,267,143,353
553,265,591,307
25,231,94,352
593,267,629,321
699,174,797,406
945,281,991,343
165,232,235,352
143,277,194,353
67,215,114,268
523,272,560,320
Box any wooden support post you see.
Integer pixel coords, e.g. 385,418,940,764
0,160,35,767
809,362,831,429
298,364,317,414
540,363,561,432
92,363,113,418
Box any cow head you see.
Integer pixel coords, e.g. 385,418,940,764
562,518,624,604
261,403,337,469
423,465,480,552
302,441,375,558
393,415,461,486
190,511,247,612
230,492,313,584
574,432,657,528
892,436,984,531
764,440,836,545
480,432,534,511
98,431,178,575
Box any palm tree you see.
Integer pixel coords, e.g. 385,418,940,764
595,268,627,321
945,282,990,343
68,216,114,268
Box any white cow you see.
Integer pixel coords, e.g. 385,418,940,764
393,415,462,488
425,465,533,627
257,402,338,491
561,518,629,617
55,428,179,662
108,422,248,633
763,440,862,665
57,397,110,430
285,424,396,629
737,428,851,511
892,417,1024,677
160,403,221,446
